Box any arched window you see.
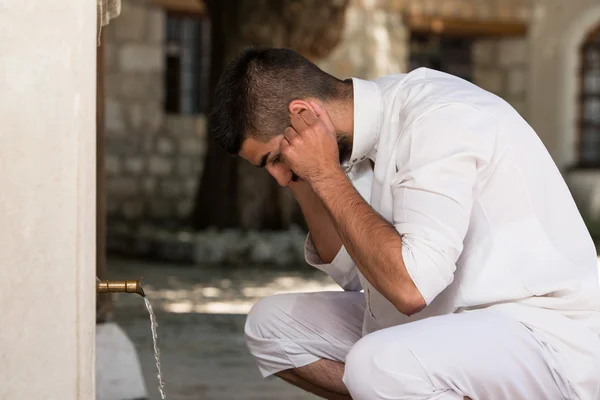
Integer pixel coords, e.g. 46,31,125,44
578,25,600,167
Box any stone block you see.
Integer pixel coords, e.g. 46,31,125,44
472,40,496,65
107,177,139,198
104,72,120,99
507,67,527,96
145,105,164,133
105,98,125,133
149,200,171,219
142,177,156,195
195,116,208,138
105,154,121,176
508,98,527,117
177,158,194,176
119,44,162,72
176,199,193,218
107,199,119,215
106,135,138,156
516,4,531,21
183,177,197,195
160,180,183,197
156,136,175,154
180,137,205,156
114,1,147,42
118,73,145,100
124,156,145,176
104,43,118,73
118,73,163,102
166,115,185,135
498,38,528,67
472,0,494,20
123,200,144,220
148,155,172,176
127,103,143,131
147,9,165,44
473,68,504,95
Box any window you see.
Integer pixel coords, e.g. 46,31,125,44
409,33,474,82
164,13,211,115
579,25,600,167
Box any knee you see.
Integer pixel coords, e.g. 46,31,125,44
343,332,437,400
343,334,381,400
244,293,295,344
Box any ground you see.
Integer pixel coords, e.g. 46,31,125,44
108,257,341,400
108,257,600,400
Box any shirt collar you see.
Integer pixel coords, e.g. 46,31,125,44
343,78,383,170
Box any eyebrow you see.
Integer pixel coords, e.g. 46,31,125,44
257,152,270,168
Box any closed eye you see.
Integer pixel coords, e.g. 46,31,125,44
271,155,281,165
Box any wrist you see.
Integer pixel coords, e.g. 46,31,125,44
289,179,312,198
310,166,348,198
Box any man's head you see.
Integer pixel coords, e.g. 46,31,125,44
210,47,354,186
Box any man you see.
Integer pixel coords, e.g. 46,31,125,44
210,47,600,399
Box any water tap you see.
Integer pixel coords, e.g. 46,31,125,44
96,277,146,297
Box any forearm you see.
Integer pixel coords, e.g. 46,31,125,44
311,168,425,315
290,180,342,263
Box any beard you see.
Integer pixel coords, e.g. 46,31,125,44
291,133,353,182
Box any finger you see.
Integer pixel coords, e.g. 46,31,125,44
290,112,310,133
310,101,336,131
280,138,294,163
283,126,299,144
279,134,290,152
298,108,319,127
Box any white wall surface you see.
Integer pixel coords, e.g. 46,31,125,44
0,1,96,398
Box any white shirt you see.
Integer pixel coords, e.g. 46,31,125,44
305,68,600,399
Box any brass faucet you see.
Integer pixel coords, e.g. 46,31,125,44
96,277,146,297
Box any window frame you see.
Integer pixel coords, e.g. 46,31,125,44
163,10,211,116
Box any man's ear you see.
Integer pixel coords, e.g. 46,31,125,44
289,99,312,115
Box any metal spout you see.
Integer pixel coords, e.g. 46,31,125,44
97,278,145,297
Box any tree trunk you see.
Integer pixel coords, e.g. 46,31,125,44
191,0,349,231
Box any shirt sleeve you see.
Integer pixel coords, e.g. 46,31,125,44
392,103,494,305
304,233,362,291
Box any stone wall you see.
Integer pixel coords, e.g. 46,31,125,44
317,0,408,80
472,37,529,117
104,0,206,228
103,0,535,252
399,0,531,22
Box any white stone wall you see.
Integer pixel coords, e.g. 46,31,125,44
527,0,600,169
524,0,600,229
317,0,408,79
0,1,96,398
473,37,530,117
104,0,542,231
104,0,206,227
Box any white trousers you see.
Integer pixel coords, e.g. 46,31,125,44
244,291,570,400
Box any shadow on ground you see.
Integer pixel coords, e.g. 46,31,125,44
107,257,340,400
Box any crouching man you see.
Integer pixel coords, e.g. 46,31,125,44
209,47,600,400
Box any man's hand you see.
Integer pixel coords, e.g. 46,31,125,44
280,102,342,186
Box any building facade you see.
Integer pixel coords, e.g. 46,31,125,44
102,0,600,233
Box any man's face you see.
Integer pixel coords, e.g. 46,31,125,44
239,133,352,187
240,135,295,187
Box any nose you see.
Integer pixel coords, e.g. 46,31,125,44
266,165,292,187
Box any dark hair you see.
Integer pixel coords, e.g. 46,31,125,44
210,47,352,155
